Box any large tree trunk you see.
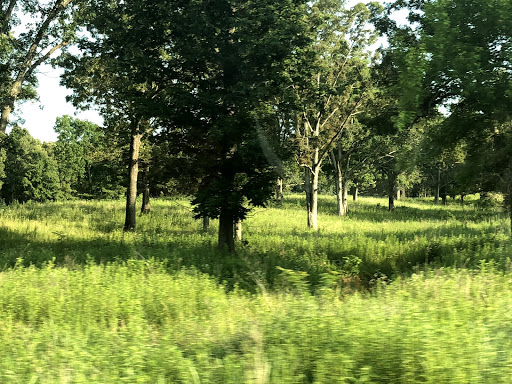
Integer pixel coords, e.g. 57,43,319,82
140,164,150,214
218,209,235,252
124,122,142,231
305,165,320,230
0,105,12,134
388,169,396,211
388,191,395,211
275,177,283,206
401,186,406,199
0,80,21,133
234,219,242,242
396,187,401,201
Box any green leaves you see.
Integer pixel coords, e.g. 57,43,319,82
1,126,60,203
293,0,378,164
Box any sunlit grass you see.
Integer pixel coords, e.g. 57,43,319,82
0,262,511,382
0,195,511,382
0,194,510,288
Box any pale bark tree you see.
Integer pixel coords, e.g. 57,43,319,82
0,0,78,132
234,219,242,242
298,80,368,228
275,177,284,206
294,1,377,229
330,144,351,216
387,168,397,211
434,168,441,205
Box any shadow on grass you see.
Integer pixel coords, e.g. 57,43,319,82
1,197,510,293
0,226,295,292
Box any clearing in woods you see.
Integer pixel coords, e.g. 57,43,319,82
0,195,511,382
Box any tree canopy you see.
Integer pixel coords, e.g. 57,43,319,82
2,0,512,243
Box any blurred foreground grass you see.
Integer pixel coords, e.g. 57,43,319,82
0,263,511,383
0,195,511,382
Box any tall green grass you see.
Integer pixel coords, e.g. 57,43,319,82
0,195,512,382
0,195,509,289
0,262,511,383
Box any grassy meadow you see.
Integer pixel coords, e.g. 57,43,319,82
1,195,512,382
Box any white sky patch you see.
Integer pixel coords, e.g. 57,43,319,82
13,64,103,142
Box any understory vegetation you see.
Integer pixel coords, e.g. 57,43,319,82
0,195,511,383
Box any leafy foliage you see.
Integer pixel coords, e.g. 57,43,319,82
0,126,60,203
53,115,125,199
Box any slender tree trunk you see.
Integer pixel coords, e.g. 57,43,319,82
330,148,348,217
396,187,401,201
435,168,441,205
87,163,93,195
388,191,395,211
441,181,448,206
388,170,396,211
334,162,343,216
234,219,242,242
509,191,512,237
341,178,349,216
202,216,210,232
401,186,406,199
275,177,283,206
302,112,323,230
141,184,150,214
124,122,142,231
218,209,235,252
335,179,343,216
353,186,358,201
461,193,465,205
140,163,150,214
305,165,319,229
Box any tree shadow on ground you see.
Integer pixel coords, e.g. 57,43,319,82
0,197,510,293
0,226,284,292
